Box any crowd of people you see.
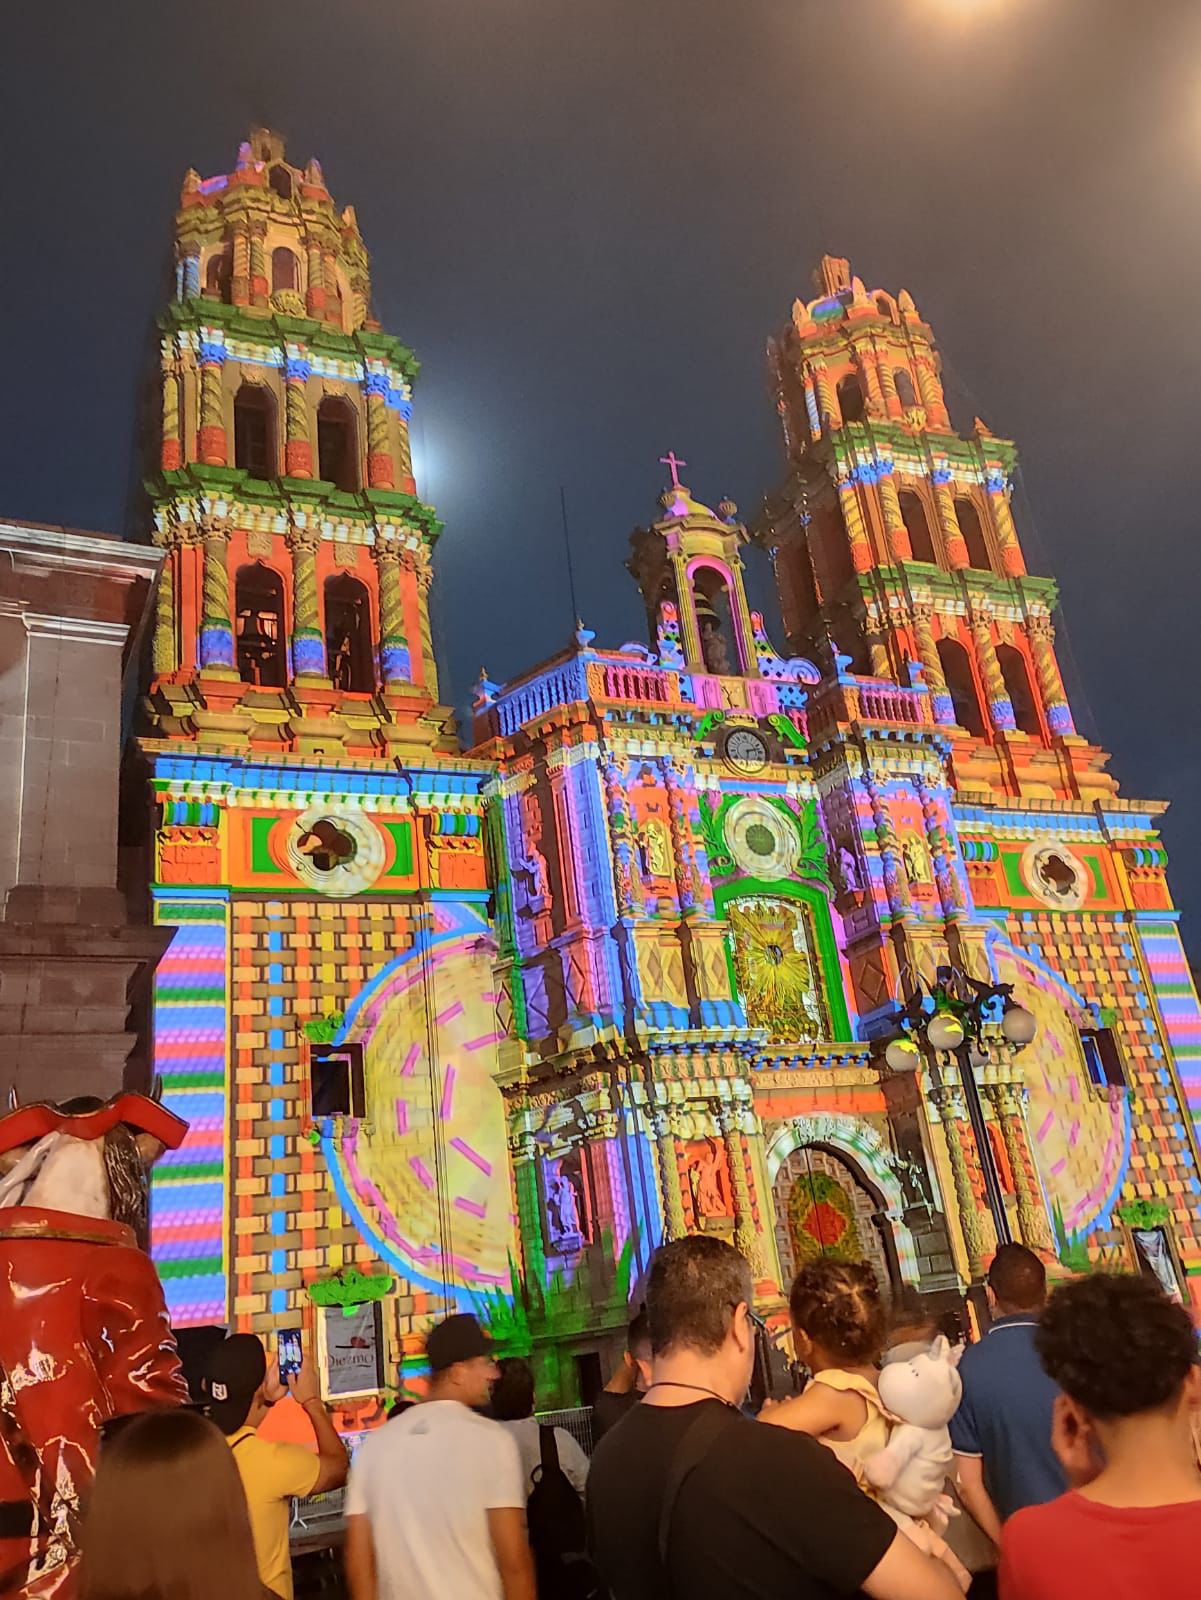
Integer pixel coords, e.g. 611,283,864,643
72,1239,1201,1600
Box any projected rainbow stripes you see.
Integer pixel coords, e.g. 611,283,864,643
150,894,230,1326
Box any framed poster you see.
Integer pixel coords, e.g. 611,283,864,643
1126,1224,1187,1306
320,1302,385,1399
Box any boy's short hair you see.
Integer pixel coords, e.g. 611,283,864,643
646,1236,753,1357
1035,1273,1199,1420
627,1307,651,1358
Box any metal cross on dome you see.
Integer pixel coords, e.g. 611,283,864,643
659,451,687,488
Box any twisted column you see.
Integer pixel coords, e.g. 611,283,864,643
930,1085,986,1279
199,515,235,672
249,224,268,307
876,349,903,419
719,1106,764,1276
365,374,396,489
802,373,821,439
374,537,411,685
661,754,697,913
1026,614,1076,735
151,530,177,677
653,1108,688,1240
603,756,640,915
910,604,954,725
197,339,227,465
160,353,182,472
406,549,440,699
305,238,326,318
915,774,964,917
878,472,912,561
986,1083,1053,1251
284,352,313,478
836,478,874,573
913,352,950,428
231,226,251,307
855,345,885,412
810,360,839,428
288,524,326,679
181,244,201,299
864,768,910,918
322,248,340,322
986,474,1027,576
932,476,969,569
970,607,1017,731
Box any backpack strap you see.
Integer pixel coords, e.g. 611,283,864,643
656,1408,738,1574
538,1422,561,1476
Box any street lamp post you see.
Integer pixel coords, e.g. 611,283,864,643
883,965,1037,1271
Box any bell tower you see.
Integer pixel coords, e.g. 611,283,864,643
147,128,448,759
761,255,1113,804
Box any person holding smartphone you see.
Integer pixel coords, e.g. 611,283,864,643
203,1333,349,1600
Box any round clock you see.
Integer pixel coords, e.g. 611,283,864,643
723,796,801,880
722,726,769,776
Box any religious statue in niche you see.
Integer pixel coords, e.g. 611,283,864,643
834,843,862,899
901,836,932,887
544,1159,585,1253
639,815,673,880
686,1138,735,1230
517,791,551,912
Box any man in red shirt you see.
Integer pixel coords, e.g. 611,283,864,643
1000,1272,1201,1600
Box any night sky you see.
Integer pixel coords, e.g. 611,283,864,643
5,0,1200,950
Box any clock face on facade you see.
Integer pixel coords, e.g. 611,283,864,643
722,726,769,776
724,796,801,880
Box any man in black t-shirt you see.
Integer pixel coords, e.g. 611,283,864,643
587,1237,962,1600
592,1308,653,1444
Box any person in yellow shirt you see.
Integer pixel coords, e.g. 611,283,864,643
204,1333,349,1600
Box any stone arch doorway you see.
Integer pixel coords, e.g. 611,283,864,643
772,1143,900,1296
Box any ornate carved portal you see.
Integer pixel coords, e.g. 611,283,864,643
772,1143,898,1295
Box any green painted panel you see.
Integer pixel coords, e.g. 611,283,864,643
250,815,283,874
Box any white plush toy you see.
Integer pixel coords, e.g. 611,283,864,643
863,1334,963,1533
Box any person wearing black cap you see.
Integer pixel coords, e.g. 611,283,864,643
204,1333,348,1600
344,1313,534,1600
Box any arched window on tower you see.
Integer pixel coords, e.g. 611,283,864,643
836,374,866,424
997,644,1042,737
271,247,299,294
269,165,294,201
317,397,360,491
204,248,230,301
955,497,992,570
233,385,277,480
898,490,937,565
235,563,287,689
692,566,740,675
893,368,917,409
936,638,986,737
324,575,374,693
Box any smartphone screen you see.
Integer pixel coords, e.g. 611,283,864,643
278,1328,303,1383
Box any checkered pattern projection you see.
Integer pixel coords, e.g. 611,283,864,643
151,892,516,1345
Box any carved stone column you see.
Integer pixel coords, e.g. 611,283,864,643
930,1084,986,1279
835,477,874,574
932,476,969,569
910,604,954,726
986,1082,1054,1251
305,237,326,318
288,524,326,680
718,1104,763,1275
876,348,903,419
151,526,177,677
284,351,313,479
985,474,1027,577
198,515,236,673
374,534,411,685
1026,614,1076,735
249,223,268,307
864,768,910,919
969,607,1017,732
810,359,839,428
196,339,227,466
878,472,912,562
231,225,251,307
654,1108,688,1241
365,374,396,489
160,348,183,473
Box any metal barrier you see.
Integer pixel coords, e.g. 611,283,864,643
535,1404,595,1456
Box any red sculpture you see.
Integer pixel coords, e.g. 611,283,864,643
0,1093,190,1599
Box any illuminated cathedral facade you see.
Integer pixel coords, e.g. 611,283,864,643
139,136,1201,1416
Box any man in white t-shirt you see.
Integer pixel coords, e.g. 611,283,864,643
344,1314,534,1600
